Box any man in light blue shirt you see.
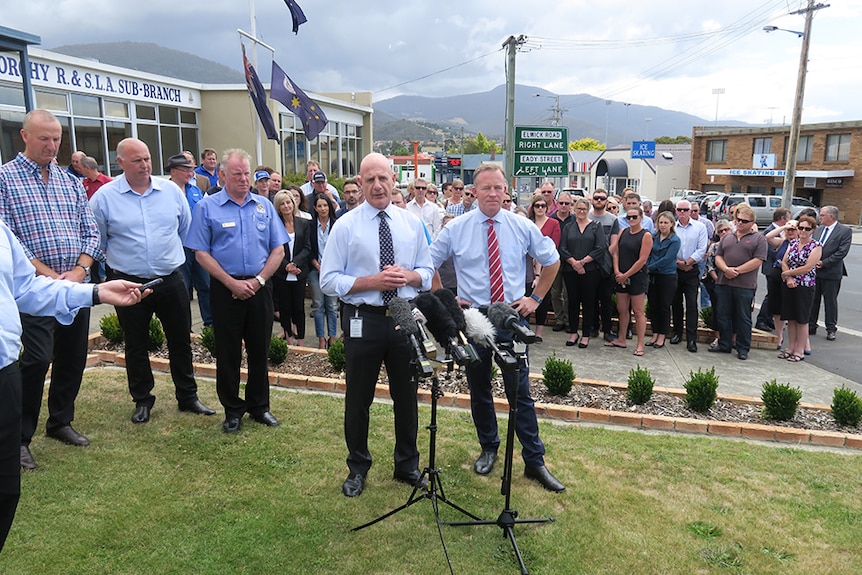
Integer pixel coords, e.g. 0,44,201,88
430,163,565,493
617,191,655,233
670,199,709,351
320,152,433,498
91,138,215,424
185,149,288,434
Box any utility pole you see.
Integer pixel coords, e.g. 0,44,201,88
503,35,526,185
778,0,828,209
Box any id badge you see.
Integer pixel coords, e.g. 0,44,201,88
349,316,363,338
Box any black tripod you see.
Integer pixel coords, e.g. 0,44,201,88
443,342,554,575
351,358,483,575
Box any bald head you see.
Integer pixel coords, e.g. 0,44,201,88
21,109,62,168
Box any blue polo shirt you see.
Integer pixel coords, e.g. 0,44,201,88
184,189,289,276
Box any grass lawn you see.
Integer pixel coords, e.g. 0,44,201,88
4,368,862,575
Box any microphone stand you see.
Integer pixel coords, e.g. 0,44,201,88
351,354,483,575
442,341,553,575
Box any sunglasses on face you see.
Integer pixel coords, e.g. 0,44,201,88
426,190,438,195
502,199,512,204
453,186,464,190
676,207,690,212
534,204,547,208
558,201,571,205
465,192,474,198
797,226,813,231
626,214,639,220
592,196,607,201
735,218,753,224
414,186,427,191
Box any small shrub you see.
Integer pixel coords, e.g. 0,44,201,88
100,313,124,344
542,352,574,396
761,379,802,421
831,386,862,427
148,317,165,351
328,339,346,371
699,306,713,327
627,365,655,405
684,366,719,413
199,326,216,357
269,337,288,365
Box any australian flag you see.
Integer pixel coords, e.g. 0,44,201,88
270,61,328,141
242,45,279,141
283,0,307,34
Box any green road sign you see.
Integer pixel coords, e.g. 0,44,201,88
513,126,568,177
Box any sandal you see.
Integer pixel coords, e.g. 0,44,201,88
633,349,645,356
786,354,804,362
777,350,791,359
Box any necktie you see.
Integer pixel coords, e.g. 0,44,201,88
487,218,505,303
820,226,830,245
378,211,396,304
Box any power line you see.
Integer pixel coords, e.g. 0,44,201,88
373,48,503,96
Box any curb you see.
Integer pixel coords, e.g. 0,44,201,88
88,338,862,452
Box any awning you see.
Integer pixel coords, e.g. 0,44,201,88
596,158,628,178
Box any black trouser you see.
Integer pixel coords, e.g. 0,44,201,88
755,274,773,327
19,307,90,445
0,363,22,552
210,278,274,419
563,268,600,334
649,273,677,335
273,276,307,340
672,268,700,343
809,277,842,333
592,275,615,335
342,304,418,477
109,270,198,408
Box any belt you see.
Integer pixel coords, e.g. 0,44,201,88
112,269,180,283
342,303,391,316
230,275,255,280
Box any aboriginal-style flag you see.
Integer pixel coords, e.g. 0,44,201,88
270,61,328,141
242,45,278,141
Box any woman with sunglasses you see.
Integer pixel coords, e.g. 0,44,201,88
764,219,799,350
779,215,822,362
528,194,561,342
605,206,652,355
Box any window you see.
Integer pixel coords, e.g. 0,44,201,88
747,195,766,207
785,135,813,162
34,89,69,112
0,83,25,107
753,137,772,155
825,133,850,162
706,139,727,162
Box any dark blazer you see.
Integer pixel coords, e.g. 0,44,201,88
813,222,851,280
274,216,312,281
760,222,778,275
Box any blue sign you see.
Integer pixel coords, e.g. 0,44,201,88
631,141,656,159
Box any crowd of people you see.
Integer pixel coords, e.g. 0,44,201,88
0,108,853,549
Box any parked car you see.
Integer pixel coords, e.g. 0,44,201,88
720,194,819,226
562,187,587,198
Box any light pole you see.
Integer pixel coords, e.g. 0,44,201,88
765,0,828,209
644,118,652,141
534,93,564,126
712,88,725,125
604,100,612,146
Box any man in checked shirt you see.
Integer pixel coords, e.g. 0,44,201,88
0,109,103,470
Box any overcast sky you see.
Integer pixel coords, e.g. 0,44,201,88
7,0,861,125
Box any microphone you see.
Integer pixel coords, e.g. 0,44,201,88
487,302,537,344
388,297,433,377
410,307,437,358
414,292,472,365
463,308,518,371
433,289,480,365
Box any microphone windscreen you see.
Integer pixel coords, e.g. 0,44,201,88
388,297,419,337
463,308,496,346
487,302,519,331
414,292,458,344
433,288,467,333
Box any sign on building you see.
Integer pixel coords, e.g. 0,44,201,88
513,126,568,177
753,154,776,169
631,141,656,159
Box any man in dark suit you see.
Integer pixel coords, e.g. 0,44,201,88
755,208,790,331
809,205,852,341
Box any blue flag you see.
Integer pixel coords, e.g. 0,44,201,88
283,0,307,34
270,61,328,141
242,45,279,141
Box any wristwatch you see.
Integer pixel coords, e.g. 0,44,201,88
255,275,266,286
76,263,91,275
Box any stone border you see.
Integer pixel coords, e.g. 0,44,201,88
86,333,861,451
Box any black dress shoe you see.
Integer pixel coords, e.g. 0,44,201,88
394,469,428,490
474,450,497,475
131,405,151,424
20,445,36,470
644,340,655,347
708,346,731,353
737,352,749,360
222,417,241,433
342,473,365,497
46,425,90,446
179,399,216,416
669,334,682,345
250,411,279,427
687,341,698,353
826,330,837,341
524,465,566,492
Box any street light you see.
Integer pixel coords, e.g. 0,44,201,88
712,88,725,125
604,100,612,146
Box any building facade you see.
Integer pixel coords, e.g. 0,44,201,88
690,121,859,223
590,144,691,201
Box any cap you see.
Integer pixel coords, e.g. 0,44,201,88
312,171,327,183
254,170,271,182
165,154,194,171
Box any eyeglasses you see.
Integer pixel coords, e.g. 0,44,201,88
414,186,427,191
465,192,474,198
626,214,640,220
558,201,571,205
426,190,438,195
735,218,753,224
575,207,588,211
502,199,512,204
534,204,547,208
592,196,607,201
676,207,690,212
453,186,464,190
797,226,813,231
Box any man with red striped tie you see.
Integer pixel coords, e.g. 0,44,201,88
430,163,565,492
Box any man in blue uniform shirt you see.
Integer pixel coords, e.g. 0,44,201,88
321,152,434,498
430,163,565,492
185,149,288,434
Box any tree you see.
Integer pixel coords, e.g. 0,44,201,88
462,132,501,154
568,137,605,151
654,135,692,144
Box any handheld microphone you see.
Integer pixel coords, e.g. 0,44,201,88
487,302,537,344
414,292,472,365
388,297,433,377
410,307,437,358
433,289,480,365
463,308,518,371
